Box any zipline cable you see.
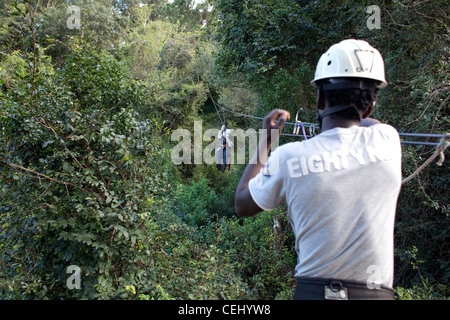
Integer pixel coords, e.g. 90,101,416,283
218,105,319,129
218,106,446,147
399,133,445,138
400,141,439,147
209,93,225,126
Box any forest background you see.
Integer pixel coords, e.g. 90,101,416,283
0,0,448,300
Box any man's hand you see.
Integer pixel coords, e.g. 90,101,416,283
234,109,290,217
263,109,291,140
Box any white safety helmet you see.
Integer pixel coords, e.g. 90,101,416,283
312,39,387,89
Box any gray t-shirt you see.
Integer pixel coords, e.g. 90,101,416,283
248,124,402,288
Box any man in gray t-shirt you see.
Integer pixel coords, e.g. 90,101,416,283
234,39,402,300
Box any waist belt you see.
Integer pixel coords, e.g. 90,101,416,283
294,277,395,300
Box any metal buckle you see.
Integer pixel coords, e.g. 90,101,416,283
324,281,348,300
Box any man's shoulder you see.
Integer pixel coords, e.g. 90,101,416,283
366,123,401,141
367,122,398,132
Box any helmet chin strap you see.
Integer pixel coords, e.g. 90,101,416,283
316,104,363,130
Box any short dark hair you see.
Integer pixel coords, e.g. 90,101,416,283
318,78,379,120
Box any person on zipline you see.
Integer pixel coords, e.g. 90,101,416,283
234,39,402,300
216,125,233,172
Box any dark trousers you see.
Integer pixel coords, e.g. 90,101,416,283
294,277,395,300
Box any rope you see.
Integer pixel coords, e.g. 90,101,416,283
401,141,439,147
401,133,449,184
399,133,445,138
209,93,225,126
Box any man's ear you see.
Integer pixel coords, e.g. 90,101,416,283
317,88,325,110
361,101,376,119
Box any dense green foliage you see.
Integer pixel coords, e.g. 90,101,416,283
0,0,448,300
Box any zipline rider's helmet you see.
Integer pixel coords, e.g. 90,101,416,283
312,39,387,121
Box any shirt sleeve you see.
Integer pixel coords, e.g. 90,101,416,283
248,147,286,211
